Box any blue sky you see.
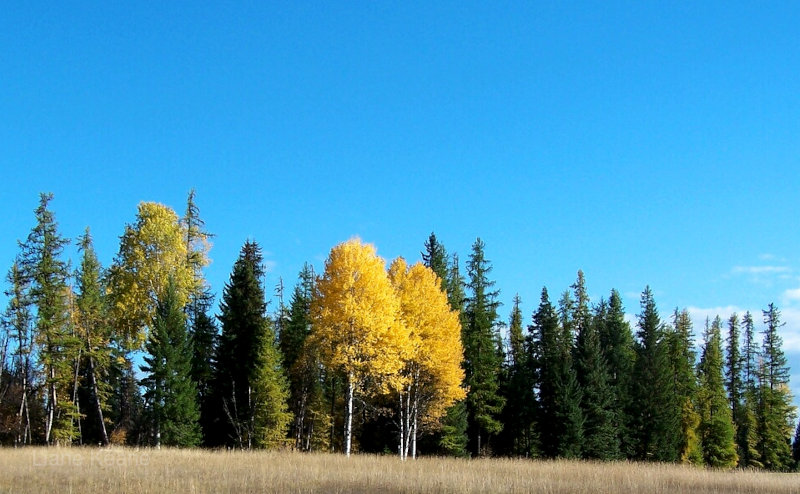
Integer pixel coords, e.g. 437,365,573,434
2,3,800,402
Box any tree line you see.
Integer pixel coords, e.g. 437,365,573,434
0,192,798,470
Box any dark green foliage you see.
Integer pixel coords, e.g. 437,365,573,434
497,295,537,457
75,229,113,446
738,311,762,468
532,287,584,459
214,241,290,449
280,264,319,450
20,193,81,445
140,278,201,447
697,317,738,468
667,309,701,464
576,309,619,458
189,294,218,445
422,232,449,292
463,238,505,456
598,290,636,458
631,287,680,462
756,304,795,471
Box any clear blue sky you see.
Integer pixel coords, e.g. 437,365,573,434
2,3,800,401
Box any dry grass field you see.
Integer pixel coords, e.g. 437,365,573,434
0,447,798,494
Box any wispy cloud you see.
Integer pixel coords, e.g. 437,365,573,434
784,288,800,303
731,265,791,275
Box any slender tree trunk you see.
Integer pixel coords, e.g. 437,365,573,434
398,391,405,460
45,366,56,444
71,348,82,445
329,376,337,452
344,373,354,457
87,355,109,445
411,392,418,459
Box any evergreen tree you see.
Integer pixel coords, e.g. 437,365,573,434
421,232,448,292
426,240,469,456
667,309,702,464
498,295,537,456
214,241,290,449
279,264,321,450
140,278,201,447
463,238,505,456
2,260,36,445
598,289,636,458
74,229,113,445
532,287,583,458
631,287,679,461
757,304,795,470
697,316,738,468
181,189,217,444
573,273,618,460
738,311,762,467
19,193,81,444
726,313,746,464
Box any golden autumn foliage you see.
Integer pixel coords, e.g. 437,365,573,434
108,202,196,348
310,238,409,392
389,258,466,428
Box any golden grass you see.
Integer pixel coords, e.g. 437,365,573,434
0,447,797,494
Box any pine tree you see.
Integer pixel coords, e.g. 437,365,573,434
598,290,636,458
279,264,321,450
74,229,112,445
140,278,201,447
738,311,762,467
726,313,747,464
497,295,537,456
631,287,679,461
423,237,469,456
214,241,290,449
697,316,738,468
20,193,81,444
2,261,36,445
181,189,217,445
757,304,796,470
573,272,618,460
463,238,505,456
421,232,448,293
532,287,583,458
667,309,701,464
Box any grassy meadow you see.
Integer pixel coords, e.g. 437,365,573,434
0,447,798,494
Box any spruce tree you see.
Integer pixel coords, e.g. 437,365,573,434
430,242,469,456
726,313,748,464
792,420,800,470
20,193,81,444
498,295,537,456
697,317,738,468
140,278,201,447
279,264,321,450
463,238,505,456
668,309,701,464
214,241,290,449
598,289,636,458
74,229,112,445
573,273,618,460
631,287,679,461
757,304,795,470
421,232,448,292
532,287,583,458
738,311,762,467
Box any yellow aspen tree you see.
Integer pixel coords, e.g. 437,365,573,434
108,202,194,348
309,238,409,457
389,258,466,459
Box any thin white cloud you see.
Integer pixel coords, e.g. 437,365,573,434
784,288,800,302
731,265,791,275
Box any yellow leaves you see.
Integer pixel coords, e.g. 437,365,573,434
389,258,466,422
310,238,465,424
108,202,194,348
311,238,409,393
